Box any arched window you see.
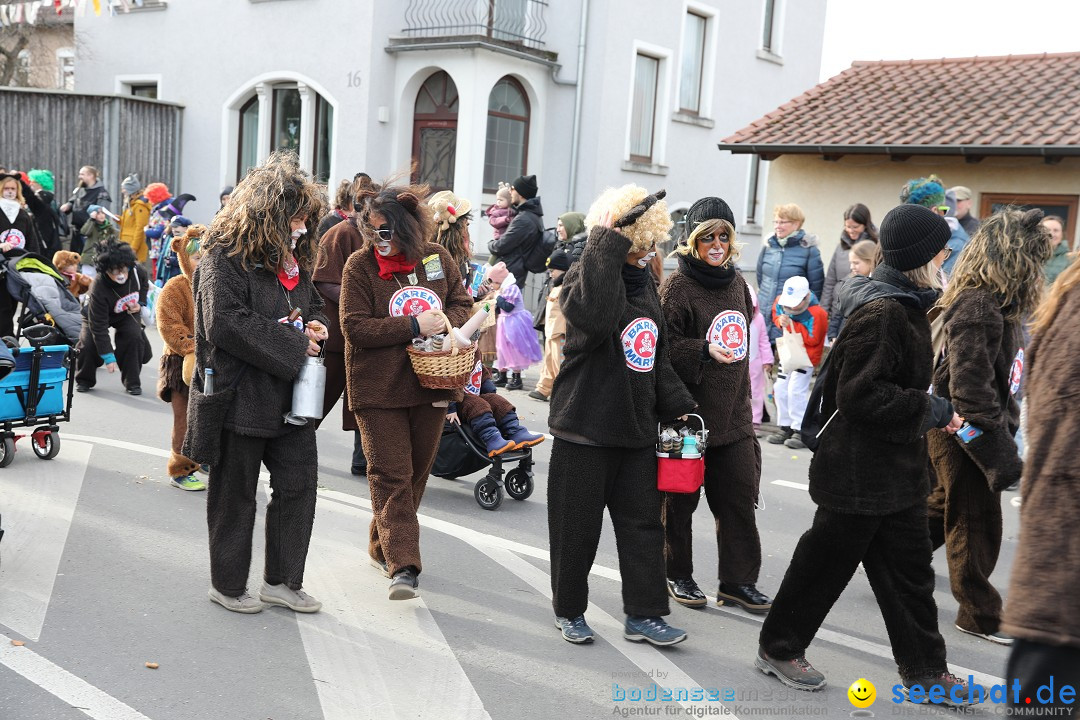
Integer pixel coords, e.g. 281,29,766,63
483,76,530,192
412,71,459,190
233,81,334,183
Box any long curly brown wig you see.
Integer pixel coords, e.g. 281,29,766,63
939,207,1053,321
358,182,433,265
203,151,327,272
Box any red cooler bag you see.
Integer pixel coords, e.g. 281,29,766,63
656,414,707,493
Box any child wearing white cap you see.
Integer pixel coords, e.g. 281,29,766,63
767,275,827,448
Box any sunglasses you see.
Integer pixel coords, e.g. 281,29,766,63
375,227,392,241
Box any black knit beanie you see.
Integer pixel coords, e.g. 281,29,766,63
547,247,571,271
879,204,950,271
512,174,538,200
684,196,735,239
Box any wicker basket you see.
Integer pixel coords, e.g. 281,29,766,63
406,311,477,390
473,301,496,330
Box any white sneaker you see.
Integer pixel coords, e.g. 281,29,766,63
208,588,264,614
259,582,322,613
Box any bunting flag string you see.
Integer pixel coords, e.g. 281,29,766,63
0,0,145,24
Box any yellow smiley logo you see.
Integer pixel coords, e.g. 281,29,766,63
848,678,876,708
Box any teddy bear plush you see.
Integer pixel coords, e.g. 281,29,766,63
52,250,92,298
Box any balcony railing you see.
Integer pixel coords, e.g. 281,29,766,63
399,0,549,51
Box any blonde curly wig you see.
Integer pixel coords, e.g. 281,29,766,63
585,184,672,253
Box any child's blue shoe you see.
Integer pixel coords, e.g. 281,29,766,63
497,411,545,449
470,413,514,457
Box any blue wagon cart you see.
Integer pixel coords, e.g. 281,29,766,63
0,342,75,467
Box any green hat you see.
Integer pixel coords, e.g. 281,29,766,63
27,169,54,193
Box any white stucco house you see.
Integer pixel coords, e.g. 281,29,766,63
73,0,826,260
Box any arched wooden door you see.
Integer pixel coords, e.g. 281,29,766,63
412,71,459,191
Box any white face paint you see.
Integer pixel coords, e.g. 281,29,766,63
290,227,306,250
636,251,657,268
1,187,16,200
110,271,128,284
376,240,393,256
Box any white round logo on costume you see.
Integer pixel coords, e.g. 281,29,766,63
0,228,26,249
388,286,442,318
621,317,659,373
708,310,748,361
1010,347,1024,396
465,359,483,396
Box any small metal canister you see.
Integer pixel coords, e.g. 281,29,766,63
284,355,326,425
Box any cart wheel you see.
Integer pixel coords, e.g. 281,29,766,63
32,430,59,460
504,468,533,501
474,478,503,510
0,437,14,468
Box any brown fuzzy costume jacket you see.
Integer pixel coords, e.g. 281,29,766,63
189,246,328,437
659,262,756,447
313,218,366,353
339,243,473,411
156,235,196,401
548,227,695,448
1001,283,1080,647
928,288,1023,491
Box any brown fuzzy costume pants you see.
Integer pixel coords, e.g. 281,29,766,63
158,354,199,477
207,426,318,597
355,404,445,576
927,435,1004,634
663,436,762,585
458,392,514,423
548,439,669,619
760,502,947,682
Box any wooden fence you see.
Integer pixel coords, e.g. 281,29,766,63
0,87,182,208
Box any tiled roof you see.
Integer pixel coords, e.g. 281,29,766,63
720,53,1080,157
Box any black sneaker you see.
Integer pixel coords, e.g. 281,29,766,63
717,583,772,614
76,383,91,393
555,615,595,644
506,372,523,391
388,567,419,600
767,427,793,445
667,577,707,608
755,647,826,691
527,390,549,401
901,672,981,707
126,386,142,396
955,625,1014,646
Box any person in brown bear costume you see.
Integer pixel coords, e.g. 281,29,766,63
186,151,328,615
658,196,771,614
340,183,473,601
156,225,206,491
547,184,696,647
1002,254,1080,710
927,208,1052,646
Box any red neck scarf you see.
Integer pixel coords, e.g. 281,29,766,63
277,255,300,290
375,251,416,281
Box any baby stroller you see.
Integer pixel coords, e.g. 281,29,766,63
3,253,81,346
0,324,76,467
431,420,536,510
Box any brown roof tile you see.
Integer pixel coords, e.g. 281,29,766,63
721,53,1080,155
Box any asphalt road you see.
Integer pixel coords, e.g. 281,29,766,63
0,327,1022,720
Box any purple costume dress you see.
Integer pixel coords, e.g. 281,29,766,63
495,282,543,371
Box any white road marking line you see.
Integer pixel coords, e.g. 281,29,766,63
0,631,153,720
262,486,491,720
771,480,809,491
63,434,170,459
0,440,91,641
474,545,740,718
63,435,1010,694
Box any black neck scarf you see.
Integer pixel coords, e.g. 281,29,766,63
622,263,652,298
678,253,736,291
872,263,940,311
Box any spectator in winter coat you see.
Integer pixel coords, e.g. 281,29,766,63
821,203,877,314
827,239,879,342
1003,256,1080,710
119,174,151,263
154,216,194,286
1040,215,1073,286
74,240,151,395
659,196,771,616
60,165,111,255
26,169,65,257
0,172,45,337
901,176,968,276
185,151,328,615
547,184,696,647
79,205,118,272
756,204,824,345
486,182,513,248
488,174,542,288
767,276,827,449
757,204,973,703
927,208,1052,646
949,186,980,237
